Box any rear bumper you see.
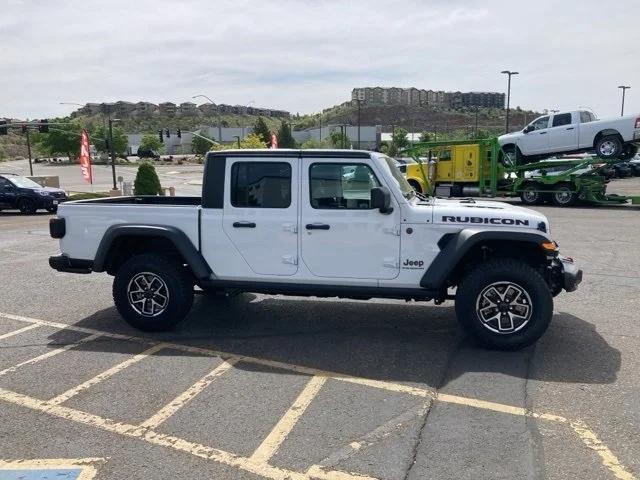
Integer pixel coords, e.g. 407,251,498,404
49,255,93,274
557,256,583,292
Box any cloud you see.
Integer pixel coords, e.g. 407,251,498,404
1,0,638,119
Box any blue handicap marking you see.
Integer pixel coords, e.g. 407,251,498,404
0,468,83,479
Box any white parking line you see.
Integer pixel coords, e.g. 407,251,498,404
0,323,40,340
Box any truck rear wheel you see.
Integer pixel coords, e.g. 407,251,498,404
455,258,553,350
113,253,194,332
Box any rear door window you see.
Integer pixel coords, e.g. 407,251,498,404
230,162,291,208
552,113,572,127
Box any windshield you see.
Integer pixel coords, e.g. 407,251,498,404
8,176,43,189
377,154,416,199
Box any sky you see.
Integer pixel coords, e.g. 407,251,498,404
1,0,639,120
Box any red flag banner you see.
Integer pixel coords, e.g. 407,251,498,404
79,129,93,184
270,133,278,149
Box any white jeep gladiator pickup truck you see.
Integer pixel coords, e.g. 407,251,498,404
499,110,640,162
49,150,582,350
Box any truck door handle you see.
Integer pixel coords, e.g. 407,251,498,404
306,223,330,230
233,221,256,228
566,127,574,130
539,131,547,135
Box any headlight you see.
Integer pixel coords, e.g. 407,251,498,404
38,190,50,196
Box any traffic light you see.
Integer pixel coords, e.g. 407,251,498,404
176,128,181,138
158,130,164,143
165,129,170,138
0,120,7,136
38,119,49,133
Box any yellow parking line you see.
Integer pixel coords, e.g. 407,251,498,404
0,333,102,377
48,342,168,406
0,323,40,340
139,356,241,429
306,465,377,480
0,311,634,480
570,420,635,480
250,376,327,464
0,387,367,480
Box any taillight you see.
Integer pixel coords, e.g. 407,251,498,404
635,117,640,129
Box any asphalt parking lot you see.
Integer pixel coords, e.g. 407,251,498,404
0,192,638,479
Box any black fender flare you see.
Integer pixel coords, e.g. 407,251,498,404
92,224,212,279
420,228,551,289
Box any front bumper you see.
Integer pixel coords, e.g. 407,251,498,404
49,255,93,274
554,256,583,293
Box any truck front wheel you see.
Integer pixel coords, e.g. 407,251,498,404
113,253,194,332
455,258,553,350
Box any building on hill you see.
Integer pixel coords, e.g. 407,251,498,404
178,102,198,116
351,87,501,108
158,102,177,116
198,103,218,116
135,102,157,116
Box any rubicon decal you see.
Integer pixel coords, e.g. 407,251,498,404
402,259,424,269
442,216,530,226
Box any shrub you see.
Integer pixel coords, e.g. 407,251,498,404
134,162,162,195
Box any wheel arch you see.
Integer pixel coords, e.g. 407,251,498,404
593,129,623,149
421,229,551,290
93,224,212,279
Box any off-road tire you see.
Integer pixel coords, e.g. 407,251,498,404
17,198,37,215
595,135,622,159
113,253,194,332
551,184,576,207
455,258,553,350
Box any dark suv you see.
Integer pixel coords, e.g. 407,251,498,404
0,173,67,214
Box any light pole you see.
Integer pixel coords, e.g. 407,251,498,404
241,100,255,140
501,70,519,133
108,117,120,190
193,95,222,142
233,135,241,148
353,98,364,149
618,85,631,116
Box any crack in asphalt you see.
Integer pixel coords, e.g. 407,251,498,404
401,337,464,480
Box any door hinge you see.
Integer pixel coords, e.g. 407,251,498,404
383,257,399,268
383,226,401,236
282,223,298,233
282,255,298,265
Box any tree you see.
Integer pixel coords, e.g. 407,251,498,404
90,124,128,156
252,117,271,144
392,128,409,150
329,129,349,148
300,138,331,149
191,132,215,154
238,133,267,149
139,133,163,152
419,131,431,143
34,122,83,160
277,121,296,148
133,162,162,195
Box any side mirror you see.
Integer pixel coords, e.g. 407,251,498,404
371,186,393,214
523,125,534,134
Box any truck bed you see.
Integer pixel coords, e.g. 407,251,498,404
71,196,201,206
57,197,202,261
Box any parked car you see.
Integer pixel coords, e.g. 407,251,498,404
136,147,161,160
0,173,67,214
49,149,582,350
499,110,640,163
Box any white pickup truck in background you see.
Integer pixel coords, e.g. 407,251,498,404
499,110,640,162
